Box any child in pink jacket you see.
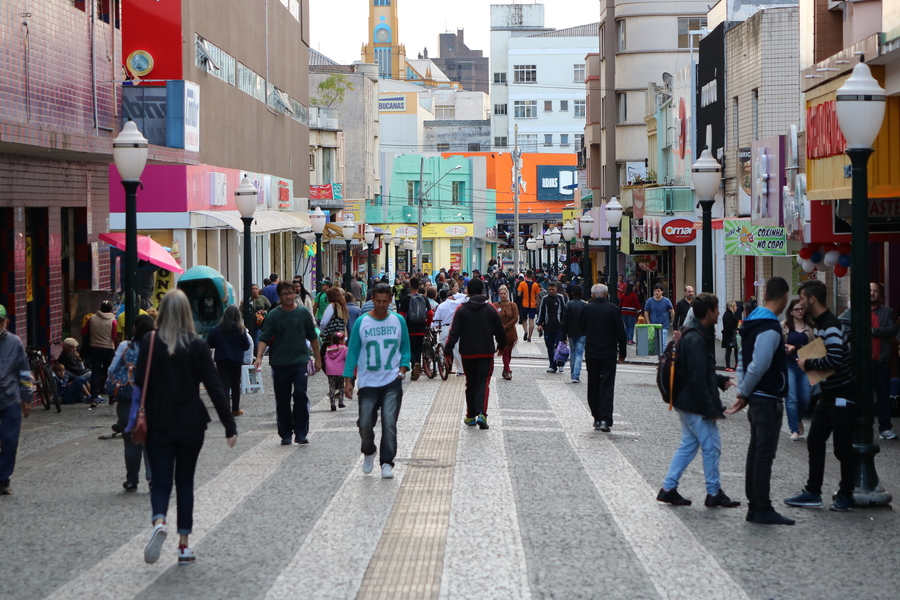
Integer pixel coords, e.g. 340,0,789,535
324,333,348,410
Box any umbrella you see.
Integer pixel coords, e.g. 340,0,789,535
99,232,185,274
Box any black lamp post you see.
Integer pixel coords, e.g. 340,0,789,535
691,147,722,294
580,213,594,289
365,225,376,287
606,197,623,306
835,59,892,507
404,239,414,274
392,234,402,276
340,217,355,291
562,221,575,278
310,207,326,294
526,238,535,272
112,119,148,340
235,176,258,332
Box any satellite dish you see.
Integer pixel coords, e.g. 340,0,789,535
662,72,673,88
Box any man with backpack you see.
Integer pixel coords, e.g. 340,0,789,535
726,276,794,525
516,271,541,342
398,277,432,381
657,292,741,509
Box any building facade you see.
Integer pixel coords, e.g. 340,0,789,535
431,29,491,94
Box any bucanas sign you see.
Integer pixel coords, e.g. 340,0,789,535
641,217,699,246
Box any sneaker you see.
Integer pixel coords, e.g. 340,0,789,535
571,378,580,384
705,489,741,508
381,464,394,479
790,432,800,442
411,363,421,381
476,413,489,429
144,522,167,564
879,430,898,440
331,403,337,411
456,372,465,377
784,489,823,508
295,437,309,445
280,438,292,446
546,368,557,373
90,400,98,409
598,421,611,432
753,510,796,525
95,397,108,405
657,487,692,506
231,410,244,417
123,482,138,492
829,494,854,512
177,544,196,565
338,401,346,408
464,416,477,427
0,480,11,495
362,453,376,474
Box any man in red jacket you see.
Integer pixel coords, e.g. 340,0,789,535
444,278,507,430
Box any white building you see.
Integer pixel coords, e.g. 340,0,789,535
490,4,596,153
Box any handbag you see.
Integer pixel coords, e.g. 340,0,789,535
131,331,156,445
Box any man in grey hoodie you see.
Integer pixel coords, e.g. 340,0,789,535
727,277,793,526
0,305,33,495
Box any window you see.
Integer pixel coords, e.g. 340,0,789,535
616,20,626,52
514,100,537,118
196,36,236,85
600,25,605,59
436,143,450,151
600,96,606,128
494,103,507,115
494,136,508,147
520,134,538,152
268,84,295,115
575,133,584,149
375,47,392,79
574,64,586,82
560,134,570,147
493,72,507,84
435,104,456,118
513,65,537,83
374,0,391,6
544,134,554,147
407,180,420,205
452,181,465,206
309,151,316,172
544,101,553,112
468,143,481,151
574,100,586,118
237,63,266,102
601,165,606,197
677,17,707,49
560,100,569,112
616,92,627,123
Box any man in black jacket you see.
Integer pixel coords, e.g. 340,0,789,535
657,293,741,509
578,284,627,431
445,278,507,430
536,281,567,373
562,286,587,384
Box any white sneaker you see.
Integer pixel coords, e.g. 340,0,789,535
363,453,375,474
880,430,898,440
381,464,394,479
144,522,167,564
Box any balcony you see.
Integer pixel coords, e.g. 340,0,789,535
644,186,694,215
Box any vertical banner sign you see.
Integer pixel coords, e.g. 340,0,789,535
450,253,462,272
153,269,173,308
738,148,752,216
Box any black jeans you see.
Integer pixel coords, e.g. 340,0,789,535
725,347,733,369
585,357,617,425
745,395,783,512
216,361,243,412
461,357,494,418
874,361,893,433
806,392,856,497
272,364,310,442
409,335,424,366
146,428,205,535
90,347,115,400
543,328,562,370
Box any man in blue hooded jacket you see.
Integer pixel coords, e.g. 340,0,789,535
728,277,794,526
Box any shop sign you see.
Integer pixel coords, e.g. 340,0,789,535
636,216,699,246
724,220,787,256
751,135,785,227
444,225,468,235
379,95,406,112
737,148,752,216
450,253,461,271
661,218,697,244
393,225,417,236
537,166,578,201
625,216,666,252
783,125,805,241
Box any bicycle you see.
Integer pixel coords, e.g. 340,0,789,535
27,347,60,413
422,322,449,381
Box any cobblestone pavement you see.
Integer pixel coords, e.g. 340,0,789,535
4,323,900,600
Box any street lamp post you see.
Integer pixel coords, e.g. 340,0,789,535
365,225,376,287
235,176,258,332
606,197,623,306
835,59,892,507
561,221,575,277
535,235,545,274
310,207,326,294
580,213,594,290
340,217,355,291
691,146,722,294
550,227,561,277
392,234,402,276
403,239,414,275
112,119,148,340
526,238,535,271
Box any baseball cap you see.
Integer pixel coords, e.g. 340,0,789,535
0,305,6,320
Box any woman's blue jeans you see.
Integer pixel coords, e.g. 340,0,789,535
623,315,636,343
785,361,810,434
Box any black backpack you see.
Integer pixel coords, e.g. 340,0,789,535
407,295,428,324
656,333,683,410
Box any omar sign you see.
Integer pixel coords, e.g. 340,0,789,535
641,217,699,246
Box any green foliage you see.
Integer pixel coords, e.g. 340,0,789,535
311,74,355,107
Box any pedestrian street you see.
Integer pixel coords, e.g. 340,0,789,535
4,340,900,600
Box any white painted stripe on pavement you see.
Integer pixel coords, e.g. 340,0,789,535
42,437,296,600
439,377,532,600
261,380,438,600
539,382,752,600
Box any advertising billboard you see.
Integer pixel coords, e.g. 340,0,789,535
537,165,578,201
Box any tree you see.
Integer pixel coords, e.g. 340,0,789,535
311,74,355,107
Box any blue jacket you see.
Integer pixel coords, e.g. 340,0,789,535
207,324,251,364
737,307,788,399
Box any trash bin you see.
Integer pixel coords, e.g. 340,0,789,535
635,324,663,356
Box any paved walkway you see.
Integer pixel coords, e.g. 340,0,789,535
4,322,900,600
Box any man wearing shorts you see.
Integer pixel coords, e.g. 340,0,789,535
516,271,541,342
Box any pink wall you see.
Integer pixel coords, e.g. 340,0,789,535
109,164,189,213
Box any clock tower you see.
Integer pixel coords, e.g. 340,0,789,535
362,0,407,80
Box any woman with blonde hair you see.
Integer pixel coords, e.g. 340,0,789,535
135,289,237,566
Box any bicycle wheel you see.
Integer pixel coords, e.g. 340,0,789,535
34,366,51,410
436,344,449,381
422,350,434,379
42,365,61,412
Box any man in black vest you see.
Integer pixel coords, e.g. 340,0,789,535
727,276,793,525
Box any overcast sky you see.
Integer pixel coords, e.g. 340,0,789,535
310,0,601,65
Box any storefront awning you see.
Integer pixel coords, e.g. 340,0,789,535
190,210,311,234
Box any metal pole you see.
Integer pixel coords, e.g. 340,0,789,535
367,242,374,288
847,147,891,506
609,226,618,306
513,125,520,272
582,236,592,290
699,199,714,293
241,217,254,331
565,240,571,278
385,239,390,282
417,156,425,264
344,240,352,291
123,180,139,340
553,244,559,277
315,232,323,294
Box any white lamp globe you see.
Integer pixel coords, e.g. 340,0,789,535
691,147,722,200
392,234,402,247
606,197,623,229
543,229,553,246
836,60,886,150
550,227,561,245
234,176,258,218
340,216,355,241
310,207,327,234
561,221,575,242
364,224,376,245
580,213,594,238
112,119,149,182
